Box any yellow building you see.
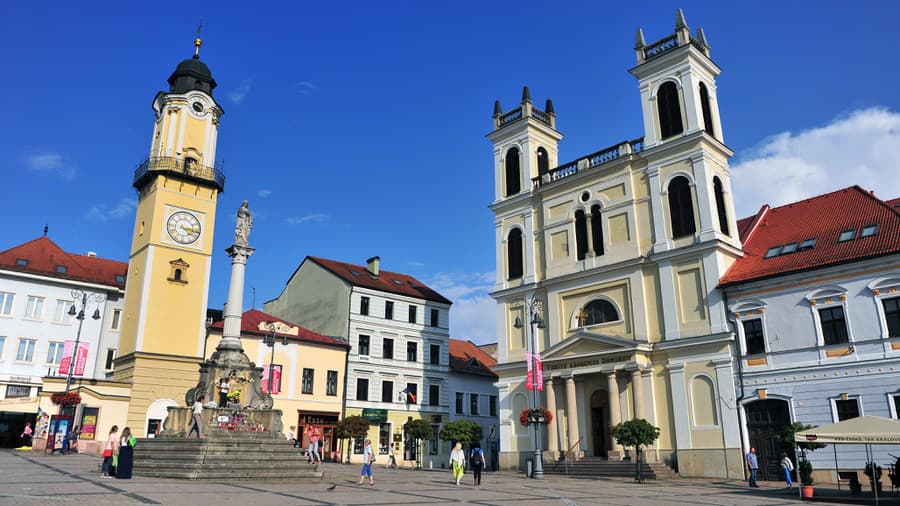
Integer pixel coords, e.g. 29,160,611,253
205,309,348,459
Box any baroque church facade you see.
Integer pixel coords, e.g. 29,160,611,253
489,11,744,477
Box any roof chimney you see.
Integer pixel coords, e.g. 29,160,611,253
86,251,97,258
366,256,380,276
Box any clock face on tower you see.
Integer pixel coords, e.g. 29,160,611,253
166,211,202,244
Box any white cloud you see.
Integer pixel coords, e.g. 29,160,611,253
228,79,252,104
26,152,76,179
425,271,497,345
87,198,136,223
731,108,900,217
296,81,318,95
257,189,272,198
286,213,329,225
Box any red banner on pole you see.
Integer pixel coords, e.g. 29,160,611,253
74,344,88,376
534,353,544,391
525,351,533,390
58,341,75,376
261,364,282,394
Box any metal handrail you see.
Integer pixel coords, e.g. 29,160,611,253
563,436,584,476
133,156,225,191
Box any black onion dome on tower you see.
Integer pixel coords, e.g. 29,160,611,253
167,38,217,96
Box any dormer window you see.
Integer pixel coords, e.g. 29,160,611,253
55,265,68,274
15,259,28,267
838,230,855,242
861,224,878,238
115,274,125,284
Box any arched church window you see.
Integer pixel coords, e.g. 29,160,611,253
582,299,619,326
668,176,696,238
657,82,684,139
507,228,523,280
505,147,521,197
574,210,588,260
537,147,549,176
713,176,729,236
591,204,604,256
699,82,714,136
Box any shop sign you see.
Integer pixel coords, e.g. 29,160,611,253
299,414,338,425
361,408,387,422
546,354,630,371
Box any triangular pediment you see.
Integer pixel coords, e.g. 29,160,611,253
542,331,648,362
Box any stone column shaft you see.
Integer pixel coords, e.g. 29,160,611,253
565,376,579,459
632,368,646,420
607,372,623,455
544,378,559,458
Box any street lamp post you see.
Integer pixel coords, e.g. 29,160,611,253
263,324,289,398
65,289,105,393
514,293,546,479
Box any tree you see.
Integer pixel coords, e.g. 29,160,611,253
611,419,661,483
439,420,484,447
335,415,370,463
403,419,434,469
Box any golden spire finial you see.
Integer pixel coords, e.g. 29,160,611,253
193,19,203,58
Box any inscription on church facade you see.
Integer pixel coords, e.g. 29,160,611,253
547,354,630,371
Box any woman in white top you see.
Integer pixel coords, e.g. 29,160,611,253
780,452,794,489
450,442,466,485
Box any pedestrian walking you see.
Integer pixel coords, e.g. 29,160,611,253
116,427,136,479
781,452,794,489
357,438,375,486
470,444,486,486
746,447,759,488
20,422,33,447
307,425,321,464
188,395,204,438
100,425,119,478
450,442,466,485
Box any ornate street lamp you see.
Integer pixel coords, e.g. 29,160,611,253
65,289,106,393
263,323,289,399
514,293,546,479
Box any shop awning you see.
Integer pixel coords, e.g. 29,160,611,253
794,416,900,445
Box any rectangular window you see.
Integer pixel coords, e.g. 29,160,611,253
883,297,900,338
5,385,31,398
407,342,417,362
105,348,117,370
383,338,394,359
430,344,440,365
360,296,370,316
379,423,391,455
385,301,394,320
0,336,5,360
456,392,464,414
24,296,44,320
16,338,36,362
0,292,14,316
405,383,417,404
326,370,338,396
46,342,64,365
780,242,798,254
381,380,393,402
838,229,855,242
356,378,369,401
430,424,439,454
302,368,315,394
110,309,122,331
53,300,71,323
742,319,765,355
470,393,479,415
429,384,440,406
892,394,900,420
861,224,878,237
358,334,370,356
764,246,781,258
408,305,417,324
353,437,364,454
834,398,860,421
798,238,817,251
819,306,850,345
490,395,497,417
430,308,439,327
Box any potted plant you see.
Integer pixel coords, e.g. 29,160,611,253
611,418,661,483
798,458,814,498
777,422,825,498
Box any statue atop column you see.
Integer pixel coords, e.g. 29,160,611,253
235,200,253,247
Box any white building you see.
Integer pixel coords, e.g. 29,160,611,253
720,186,900,484
0,235,126,444
449,338,500,469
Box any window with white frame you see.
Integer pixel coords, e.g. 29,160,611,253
0,336,6,360
0,292,14,316
53,300,72,323
456,392,464,414
883,297,900,338
868,278,900,339
16,338,36,362
24,296,44,320
742,319,766,355
806,287,852,347
889,392,900,420
730,300,768,356
819,306,850,345
832,396,861,421
110,309,122,331
105,348,117,370
5,385,31,398
46,342,64,365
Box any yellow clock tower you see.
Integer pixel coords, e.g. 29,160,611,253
115,38,225,434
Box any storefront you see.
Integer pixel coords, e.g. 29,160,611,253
297,411,339,460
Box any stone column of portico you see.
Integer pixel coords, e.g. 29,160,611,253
565,376,580,459
544,378,559,460
607,371,623,458
631,368,646,420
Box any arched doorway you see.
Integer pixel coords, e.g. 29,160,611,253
146,398,178,438
745,399,792,481
590,390,609,458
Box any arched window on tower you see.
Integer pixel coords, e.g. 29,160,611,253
668,176,696,238
713,176,730,236
590,204,604,256
657,82,684,140
581,299,619,326
505,147,521,197
537,147,549,177
574,210,588,261
699,82,714,136
507,228,523,280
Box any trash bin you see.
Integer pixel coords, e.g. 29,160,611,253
526,458,533,478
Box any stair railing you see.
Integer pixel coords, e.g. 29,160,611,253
563,436,584,476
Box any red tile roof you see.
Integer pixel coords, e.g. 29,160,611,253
208,308,349,349
449,339,498,377
720,186,900,286
0,236,127,289
307,257,452,305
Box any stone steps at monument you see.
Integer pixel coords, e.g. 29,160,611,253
543,458,677,479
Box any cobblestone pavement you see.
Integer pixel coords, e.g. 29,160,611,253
0,450,844,505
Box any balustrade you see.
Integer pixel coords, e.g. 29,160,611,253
643,34,678,59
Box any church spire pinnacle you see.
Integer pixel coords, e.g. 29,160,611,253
193,20,203,59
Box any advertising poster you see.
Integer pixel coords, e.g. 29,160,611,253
35,411,50,439
53,418,70,450
80,407,99,440
260,364,282,394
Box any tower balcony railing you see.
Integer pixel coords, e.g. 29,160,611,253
133,156,226,192
643,34,678,60
532,138,644,189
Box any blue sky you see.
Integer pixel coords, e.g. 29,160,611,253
2,1,899,345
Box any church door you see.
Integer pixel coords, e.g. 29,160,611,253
745,400,792,481
590,390,609,458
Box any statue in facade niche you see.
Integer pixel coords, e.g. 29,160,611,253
234,200,253,246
